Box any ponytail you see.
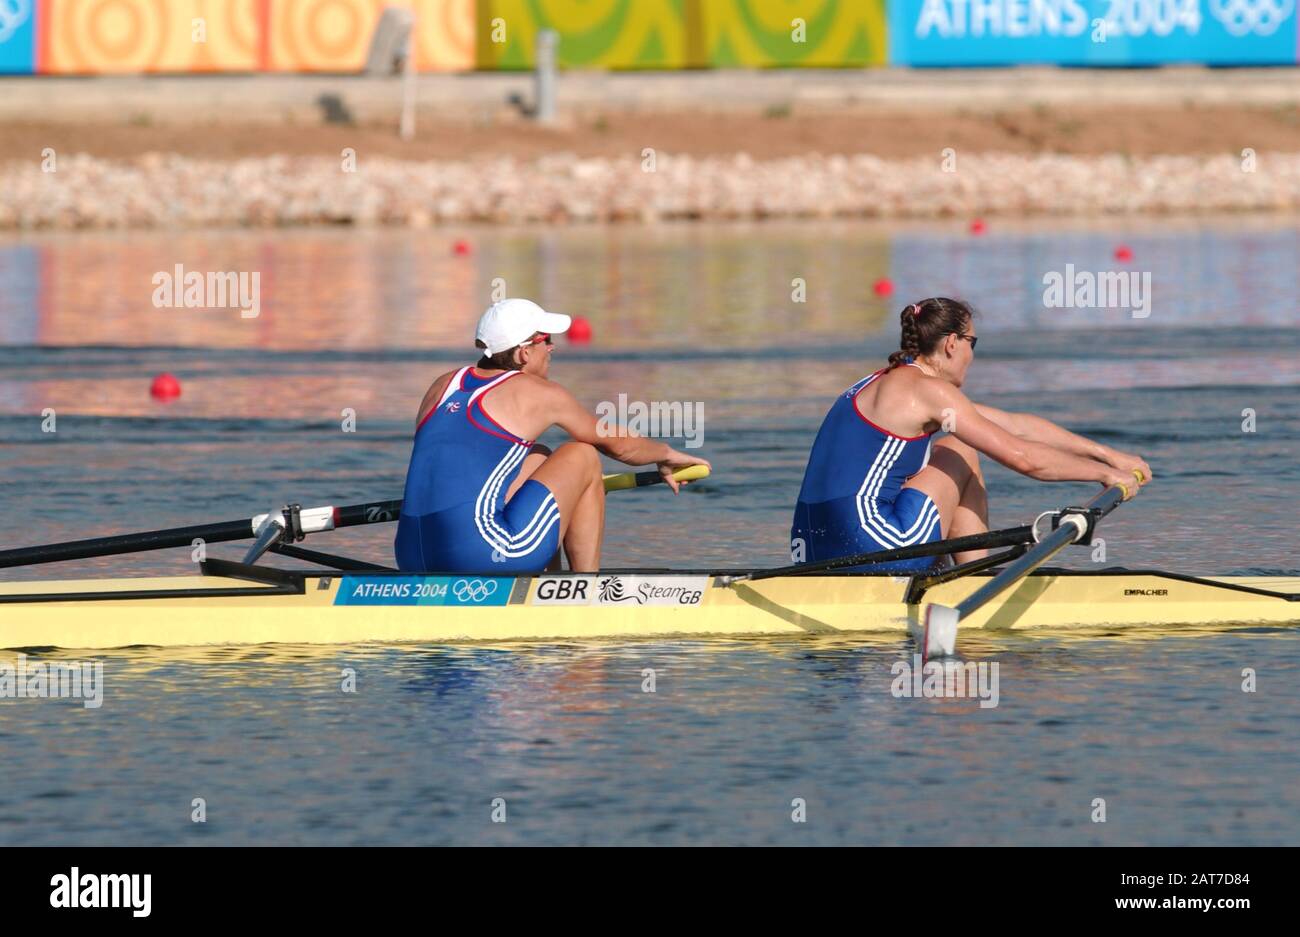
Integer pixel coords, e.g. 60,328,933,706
887,298,974,369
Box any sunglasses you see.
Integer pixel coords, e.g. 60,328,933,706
956,334,978,350
522,333,553,347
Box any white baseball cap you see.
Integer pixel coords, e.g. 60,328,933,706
475,299,572,356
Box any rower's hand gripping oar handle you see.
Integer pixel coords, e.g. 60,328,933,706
602,464,710,492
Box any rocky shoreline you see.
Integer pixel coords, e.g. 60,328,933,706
3,150,1297,230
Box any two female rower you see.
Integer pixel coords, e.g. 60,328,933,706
395,298,710,574
791,297,1151,571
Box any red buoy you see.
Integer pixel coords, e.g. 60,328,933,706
970,219,987,235
452,239,472,256
567,316,593,344
1114,245,1133,262
872,278,894,297
150,373,181,401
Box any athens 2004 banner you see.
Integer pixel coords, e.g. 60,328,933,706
0,0,1295,73
890,0,1297,64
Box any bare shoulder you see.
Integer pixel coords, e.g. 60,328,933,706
423,368,461,401
432,368,461,391
895,366,962,399
510,371,571,401
868,366,971,428
869,364,949,401
415,368,462,423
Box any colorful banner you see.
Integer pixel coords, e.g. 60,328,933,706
34,0,473,73
0,0,36,73
890,0,1298,65
476,0,690,68
412,0,476,71
703,0,886,66
41,0,259,73
10,0,1299,73
264,0,387,71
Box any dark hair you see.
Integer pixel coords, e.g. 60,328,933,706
475,331,547,371
887,297,975,369
476,342,522,371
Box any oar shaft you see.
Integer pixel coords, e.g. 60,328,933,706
951,525,1078,618
0,468,706,569
953,485,1125,618
0,519,253,569
0,504,389,570
921,485,1128,660
738,525,1034,583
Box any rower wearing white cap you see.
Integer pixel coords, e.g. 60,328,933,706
395,298,710,573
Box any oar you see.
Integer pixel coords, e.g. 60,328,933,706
602,464,710,491
0,465,710,570
920,484,1131,660
721,523,1035,585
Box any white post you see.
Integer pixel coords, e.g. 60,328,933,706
366,8,417,140
400,20,416,141
535,29,557,124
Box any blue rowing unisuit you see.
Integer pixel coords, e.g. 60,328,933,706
791,365,941,572
394,366,560,573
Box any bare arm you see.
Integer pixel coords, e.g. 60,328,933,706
931,384,1137,490
976,403,1152,484
415,371,456,425
543,383,710,489
976,404,1111,461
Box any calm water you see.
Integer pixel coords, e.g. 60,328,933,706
0,219,1297,845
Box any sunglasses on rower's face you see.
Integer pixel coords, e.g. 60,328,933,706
523,333,552,347
956,333,978,350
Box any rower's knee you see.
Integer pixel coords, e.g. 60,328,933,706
929,440,981,488
554,441,601,476
935,436,983,477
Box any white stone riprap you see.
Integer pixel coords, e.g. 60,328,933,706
1,151,1295,229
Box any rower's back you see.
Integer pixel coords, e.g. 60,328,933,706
394,366,560,572
791,364,940,569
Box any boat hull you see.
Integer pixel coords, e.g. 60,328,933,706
1,569,1297,650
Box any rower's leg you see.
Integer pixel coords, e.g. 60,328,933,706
902,436,988,563
504,446,564,569
504,444,552,500
523,441,605,572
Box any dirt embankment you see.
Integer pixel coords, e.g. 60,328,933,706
3,103,1300,162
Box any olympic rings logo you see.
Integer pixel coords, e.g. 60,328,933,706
453,578,498,602
1210,0,1294,36
0,1,31,44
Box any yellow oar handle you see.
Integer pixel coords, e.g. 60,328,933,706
1115,469,1148,501
602,464,710,492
